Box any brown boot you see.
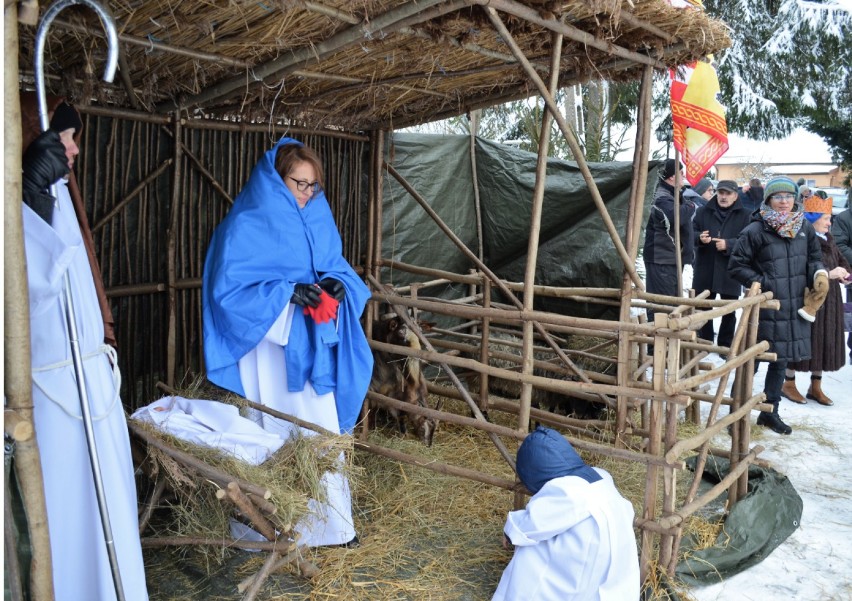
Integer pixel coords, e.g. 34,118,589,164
781,378,807,404
806,377,834,406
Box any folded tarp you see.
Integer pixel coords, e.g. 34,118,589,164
675,455,803,586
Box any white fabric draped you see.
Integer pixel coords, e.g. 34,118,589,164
492,469,639,601
24,180,148,601
237,303,356,547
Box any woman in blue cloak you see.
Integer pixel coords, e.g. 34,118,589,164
203,138,373,547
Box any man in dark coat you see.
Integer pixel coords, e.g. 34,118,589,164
831,203,852,362
693,180,751,351
728,176,827,435
642,159,696,316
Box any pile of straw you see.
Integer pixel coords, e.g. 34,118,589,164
140,385,722,600
134,378,354,547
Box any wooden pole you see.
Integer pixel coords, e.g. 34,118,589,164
518,32,562,433
483,6,645,291
640,313,667,583
478,275,492,413
616,64,654,446
5,5,55,597
480,0,669,70
469,110,484,261
165,115,182,387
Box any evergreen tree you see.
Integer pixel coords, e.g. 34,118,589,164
704,0,852,175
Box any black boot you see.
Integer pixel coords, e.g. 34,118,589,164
756,401,792,435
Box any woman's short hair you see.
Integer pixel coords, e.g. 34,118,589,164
274,143,325,189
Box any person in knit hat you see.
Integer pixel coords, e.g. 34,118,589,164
491,426,639,601
18,96,149,599
728,175,828,434
783,196,851,405
642,158,696,318
684,177,714,210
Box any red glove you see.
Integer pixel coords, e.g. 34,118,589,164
303,289,339,324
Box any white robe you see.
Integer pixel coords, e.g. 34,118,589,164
23,180,148,601
237,304,356,547
492,469,640,601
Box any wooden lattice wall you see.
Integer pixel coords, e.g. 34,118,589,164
76,110,370,408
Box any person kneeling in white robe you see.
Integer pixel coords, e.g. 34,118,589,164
492,426,640,601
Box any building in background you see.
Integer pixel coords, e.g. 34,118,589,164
715,128,848,188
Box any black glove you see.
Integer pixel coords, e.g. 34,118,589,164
22,130,69,224
318,277,345,302
291,283,322,308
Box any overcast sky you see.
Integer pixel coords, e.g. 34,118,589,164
616,126,836,166
720,128,836,165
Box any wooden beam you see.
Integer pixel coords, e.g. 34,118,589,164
477,0,669,70
484,6,645,291
5,5,55,596
54,18,251,68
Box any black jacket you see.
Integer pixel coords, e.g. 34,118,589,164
831,208,852,267
728,214,825,362
643,181,696,266
692,198,752,296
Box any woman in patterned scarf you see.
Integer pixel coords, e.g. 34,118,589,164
728,176,827,435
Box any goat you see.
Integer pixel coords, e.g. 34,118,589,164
369,312,438,446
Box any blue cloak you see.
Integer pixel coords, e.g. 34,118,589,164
202,137,373,434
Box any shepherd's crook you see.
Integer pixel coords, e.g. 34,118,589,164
34,2,126,600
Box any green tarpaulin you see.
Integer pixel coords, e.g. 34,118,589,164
676,455,803,587
380,133,660,318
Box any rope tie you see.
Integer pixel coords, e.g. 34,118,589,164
32,344,122,422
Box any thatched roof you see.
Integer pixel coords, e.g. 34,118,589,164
18,0,730,132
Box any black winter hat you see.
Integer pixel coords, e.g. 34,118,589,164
660,158,679,180
50,101,82,134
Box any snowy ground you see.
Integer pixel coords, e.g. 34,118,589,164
688,351,852,601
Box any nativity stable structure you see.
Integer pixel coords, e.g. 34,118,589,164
5,0,776,597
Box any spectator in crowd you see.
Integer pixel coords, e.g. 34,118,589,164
692,180,752,354
642,159,696,316
684,178,715,210
783,195,851,405
739,177,764,214
728,176,827,434
830,194,852,362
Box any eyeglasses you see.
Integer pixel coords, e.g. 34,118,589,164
770,193,796,201
288,177,321,195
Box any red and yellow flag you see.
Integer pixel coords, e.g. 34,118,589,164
669,58,729,186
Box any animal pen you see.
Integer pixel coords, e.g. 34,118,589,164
5,0,776,598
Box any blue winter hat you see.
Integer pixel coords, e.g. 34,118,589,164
515,426,601,494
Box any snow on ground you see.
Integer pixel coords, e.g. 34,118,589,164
688,352,852,601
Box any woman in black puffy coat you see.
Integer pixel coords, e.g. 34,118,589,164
728,176,826,435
